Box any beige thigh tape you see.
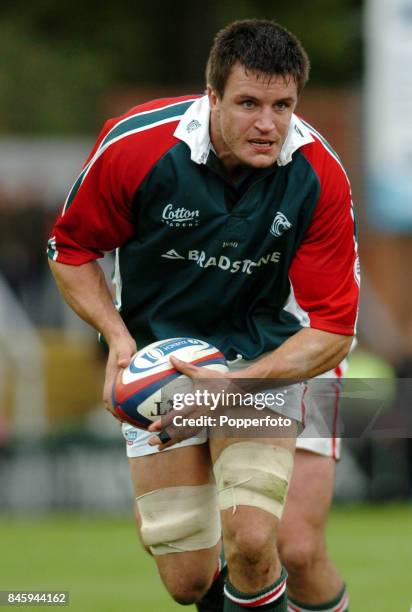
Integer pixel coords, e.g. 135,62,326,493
136,483,221,555
213,442,294,518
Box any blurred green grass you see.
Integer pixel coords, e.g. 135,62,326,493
0,505,410,611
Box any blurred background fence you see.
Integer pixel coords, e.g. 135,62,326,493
0,0,411,511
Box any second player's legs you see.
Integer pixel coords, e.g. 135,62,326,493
129,443,221,605
278,449,344,605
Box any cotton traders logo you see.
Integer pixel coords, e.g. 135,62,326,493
161,203,200,227
270,212,292,237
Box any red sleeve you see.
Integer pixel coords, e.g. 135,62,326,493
47,97,192,265
289,139,360,335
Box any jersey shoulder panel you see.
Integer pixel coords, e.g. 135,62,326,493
298,119,350,205
289,118,359,335
64,95,201,217
80,95,200,167
64,95,201,213
99,94,202,156
119,94,202,120
48,95,200,264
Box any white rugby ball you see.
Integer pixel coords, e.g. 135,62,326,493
112,337,228,429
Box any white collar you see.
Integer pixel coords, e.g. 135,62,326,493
174,95,212,164
174,94,314,167
277,113,315,166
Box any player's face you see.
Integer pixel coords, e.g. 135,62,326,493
208,62,298,177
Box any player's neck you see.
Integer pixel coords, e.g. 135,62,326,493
209,118,243,182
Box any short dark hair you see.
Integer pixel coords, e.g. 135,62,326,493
206,19,310,97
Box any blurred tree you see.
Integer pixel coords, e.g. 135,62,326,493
0,0,362,134
216,0,363,86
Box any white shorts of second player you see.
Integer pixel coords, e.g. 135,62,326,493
122,358,347,460
296,360,347,460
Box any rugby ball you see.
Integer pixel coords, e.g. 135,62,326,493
112,337,228,429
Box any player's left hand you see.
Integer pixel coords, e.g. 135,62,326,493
148,355,230,450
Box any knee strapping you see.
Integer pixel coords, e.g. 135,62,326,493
136,483,221,555
213,442,294,518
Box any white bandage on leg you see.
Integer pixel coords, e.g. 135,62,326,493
136,484,221,555
213,442,294,518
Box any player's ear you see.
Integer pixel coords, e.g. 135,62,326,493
207,85,219,111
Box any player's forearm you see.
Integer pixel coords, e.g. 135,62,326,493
48,259,131,344
234,328,352,381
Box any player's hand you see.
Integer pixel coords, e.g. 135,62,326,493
148,356,230,450
170,355,229,381
103,336,137,418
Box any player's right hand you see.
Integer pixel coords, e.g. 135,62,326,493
103,336,136,418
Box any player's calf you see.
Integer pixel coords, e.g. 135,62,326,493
278,450,347,610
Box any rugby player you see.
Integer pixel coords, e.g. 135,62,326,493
48,20,358,611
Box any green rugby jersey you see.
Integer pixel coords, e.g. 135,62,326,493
48,95,359,360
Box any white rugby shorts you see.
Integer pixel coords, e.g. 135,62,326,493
296,361,347,460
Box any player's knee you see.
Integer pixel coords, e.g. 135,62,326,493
159,558,213,605
225,513,276,571
233,523,273,563
281,533,323,577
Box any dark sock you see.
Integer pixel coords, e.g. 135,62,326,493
287,585,349,611
224,567,288,611
195,564,227,612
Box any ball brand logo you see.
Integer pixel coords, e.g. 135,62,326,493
130,338,206,373
270,212,292,237
141,348,166,364
161,203,200,227
129,353,162,373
